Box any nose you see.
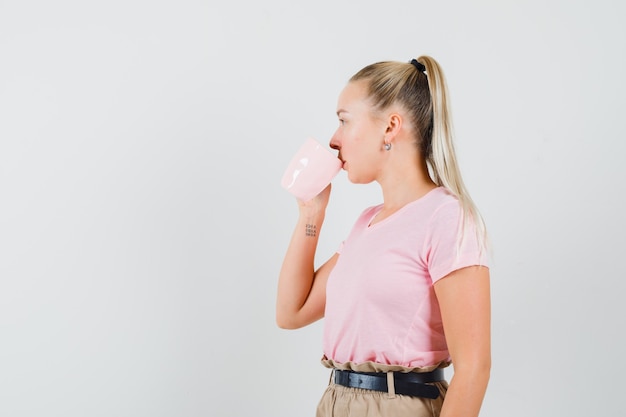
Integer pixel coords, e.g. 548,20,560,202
329,131,340,151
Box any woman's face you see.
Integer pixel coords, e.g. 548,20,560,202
329,81,387,184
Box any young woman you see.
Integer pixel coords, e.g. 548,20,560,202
276,56,491,417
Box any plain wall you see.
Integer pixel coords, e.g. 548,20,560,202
1,1,624,416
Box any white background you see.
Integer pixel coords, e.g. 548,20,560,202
1,1,624,416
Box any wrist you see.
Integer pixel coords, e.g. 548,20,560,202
297,212,325,237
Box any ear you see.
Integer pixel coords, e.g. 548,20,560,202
384,113,402,142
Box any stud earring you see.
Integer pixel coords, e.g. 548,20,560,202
384,143,392,151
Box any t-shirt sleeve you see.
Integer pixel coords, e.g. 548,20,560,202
425,201,489,283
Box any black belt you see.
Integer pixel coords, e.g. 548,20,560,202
334,369,444,399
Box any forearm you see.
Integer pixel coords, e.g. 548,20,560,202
276,211,325,328
440,364,490,417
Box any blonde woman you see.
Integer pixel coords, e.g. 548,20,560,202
276,56,490,417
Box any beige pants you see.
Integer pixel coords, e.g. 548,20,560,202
316,358,448,417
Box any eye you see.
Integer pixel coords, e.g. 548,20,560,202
338,118,345,126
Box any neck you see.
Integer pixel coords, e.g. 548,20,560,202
378,156,437,211
367,152,436,226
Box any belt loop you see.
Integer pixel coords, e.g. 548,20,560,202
329,369,335,386
386,371,396,399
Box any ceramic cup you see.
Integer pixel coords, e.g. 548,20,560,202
280,137,342,202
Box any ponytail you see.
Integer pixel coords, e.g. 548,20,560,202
417,56,489,253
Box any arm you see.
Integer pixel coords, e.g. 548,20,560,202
434,265,491,417
276,185,337,329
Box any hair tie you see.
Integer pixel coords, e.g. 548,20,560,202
410,59,426,73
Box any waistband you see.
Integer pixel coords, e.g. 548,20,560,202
321,355,450,373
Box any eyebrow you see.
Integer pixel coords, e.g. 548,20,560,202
336,109,348,116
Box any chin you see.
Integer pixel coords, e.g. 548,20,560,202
346,171,358,183
346,172,373,185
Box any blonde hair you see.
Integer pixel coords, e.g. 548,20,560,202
350,56,489,253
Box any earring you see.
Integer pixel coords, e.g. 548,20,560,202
384,143,392,151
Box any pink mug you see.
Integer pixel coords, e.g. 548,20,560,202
280,137,342,202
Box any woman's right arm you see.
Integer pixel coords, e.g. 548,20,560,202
276,185,338,329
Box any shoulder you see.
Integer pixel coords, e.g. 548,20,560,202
422,188,471,241
420,187,463,223
429,186,460,207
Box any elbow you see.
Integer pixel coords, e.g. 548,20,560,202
454,354,491,381
473,353,491,376
275,314,300,330
275,318,292,330
276,303,321,329
477,358,491,383
480,353,491,376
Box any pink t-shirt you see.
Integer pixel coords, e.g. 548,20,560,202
323,187,488,368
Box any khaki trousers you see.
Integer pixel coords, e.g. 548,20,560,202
316,359,448,417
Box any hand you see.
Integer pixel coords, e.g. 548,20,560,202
297,183,332,216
